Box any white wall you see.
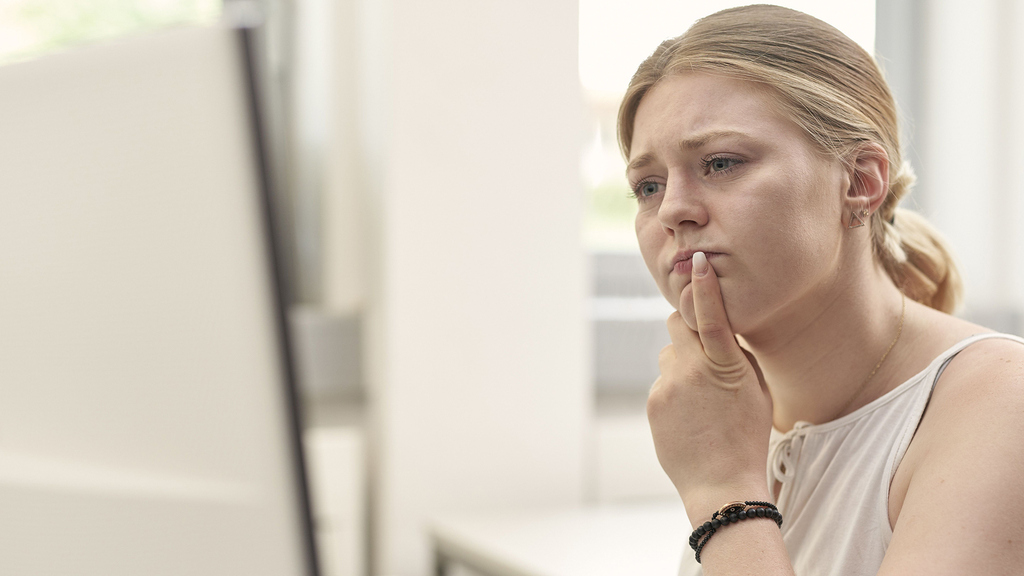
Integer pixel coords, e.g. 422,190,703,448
339,1,589,574
920,0,999,306
917,0,1024,327
1005,0,1024,313
305,427,365,576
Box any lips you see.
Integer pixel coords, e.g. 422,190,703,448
672,251,724,276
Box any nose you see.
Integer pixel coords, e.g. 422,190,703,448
656,176,708,234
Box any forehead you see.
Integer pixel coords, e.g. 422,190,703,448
629,73,803,159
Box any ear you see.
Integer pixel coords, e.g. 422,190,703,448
844,142,889,217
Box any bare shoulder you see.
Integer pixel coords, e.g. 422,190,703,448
909,328,1024,477
899,304,1024,427
928,334,1024,414
880,331,1024,574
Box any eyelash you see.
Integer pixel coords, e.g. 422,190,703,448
628,155,743,200
700,155,742,175
629,179,661,200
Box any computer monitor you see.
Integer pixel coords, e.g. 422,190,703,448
0,25,319,576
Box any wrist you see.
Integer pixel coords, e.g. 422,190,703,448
681,480,772,529
688,501,784,565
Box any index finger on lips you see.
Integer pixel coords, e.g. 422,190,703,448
690,251,743,367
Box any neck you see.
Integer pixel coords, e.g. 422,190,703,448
738,265,907,432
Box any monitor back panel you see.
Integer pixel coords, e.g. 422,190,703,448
0,27,315,576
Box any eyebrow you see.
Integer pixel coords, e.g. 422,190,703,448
626,130,752,173
626,153,655,173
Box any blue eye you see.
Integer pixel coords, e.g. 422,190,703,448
633,180,662,198
702,155,741,174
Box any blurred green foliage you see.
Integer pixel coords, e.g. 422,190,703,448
585,177,639,251
3,0,219,62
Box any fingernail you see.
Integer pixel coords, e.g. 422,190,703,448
693,251,708,276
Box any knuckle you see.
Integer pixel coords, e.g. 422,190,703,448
646,379,667,416
658,346,673,373
658,344,674,362
667,310,688,331
647,372,685,409
711,361,750,387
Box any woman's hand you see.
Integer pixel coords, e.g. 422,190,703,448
647,251,775,524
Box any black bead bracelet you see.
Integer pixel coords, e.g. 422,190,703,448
688,501,783,563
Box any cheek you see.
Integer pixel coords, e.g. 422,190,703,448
635,213,671,291
635,210,659,251
776,216,842,281
722,223,841,334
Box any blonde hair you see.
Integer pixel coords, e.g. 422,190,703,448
618,4,962,313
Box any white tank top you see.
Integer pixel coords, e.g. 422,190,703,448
678,333,1024,575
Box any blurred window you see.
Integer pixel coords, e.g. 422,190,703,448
0,0,221,64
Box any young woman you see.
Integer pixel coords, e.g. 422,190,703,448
619,5,1024,575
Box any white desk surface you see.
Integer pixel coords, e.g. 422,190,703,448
430,499,687,576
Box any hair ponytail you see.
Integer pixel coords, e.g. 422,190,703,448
877,207,963,314
874,161,963,313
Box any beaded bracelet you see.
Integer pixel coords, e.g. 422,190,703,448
688,501,783,563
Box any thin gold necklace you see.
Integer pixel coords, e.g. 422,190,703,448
831,293,907,422
861,293,907,387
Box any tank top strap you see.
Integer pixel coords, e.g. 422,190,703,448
879,332,1024,545
928,332,1024,396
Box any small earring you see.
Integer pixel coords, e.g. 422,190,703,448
848,208,868,229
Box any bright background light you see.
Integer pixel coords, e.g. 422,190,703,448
0,0,220,64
